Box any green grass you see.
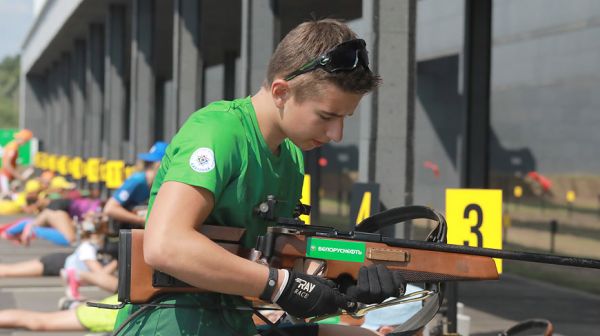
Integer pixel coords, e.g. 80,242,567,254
313,198,600,296
506,199,600,216
504,260,600,296
511,219,600,240
503,242,600,295
0,55,19,128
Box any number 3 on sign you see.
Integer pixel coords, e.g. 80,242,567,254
446,189,503,273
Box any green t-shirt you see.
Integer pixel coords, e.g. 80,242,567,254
151,97,304,246
114,97,304,335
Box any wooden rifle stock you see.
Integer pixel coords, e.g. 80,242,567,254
118,226,249,304
118,225,498,305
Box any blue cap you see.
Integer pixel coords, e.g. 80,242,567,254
138,141,168,162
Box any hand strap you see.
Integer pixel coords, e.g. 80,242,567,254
259,267,278,302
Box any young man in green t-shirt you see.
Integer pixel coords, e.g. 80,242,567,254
114,19,406,336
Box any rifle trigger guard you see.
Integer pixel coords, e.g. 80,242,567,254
351,290,435,317
308,289,435,323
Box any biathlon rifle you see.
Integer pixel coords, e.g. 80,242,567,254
114,201,493,308
107,199,600,315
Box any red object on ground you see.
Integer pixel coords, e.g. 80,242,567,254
66,269,81,300
527,171,552,192
0,217,29,234
423,161,440,178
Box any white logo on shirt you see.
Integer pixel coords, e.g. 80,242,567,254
189,148,215,173
118,190,130,202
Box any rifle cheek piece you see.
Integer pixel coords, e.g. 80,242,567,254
366,248,411,262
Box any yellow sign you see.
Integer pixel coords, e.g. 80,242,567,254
37,152,46,170
70,157,84,180
446,189,503,273
86,158,101,183
300,174,311,224
57,156,69,176
42,152,49,170
355,192,372,225
67,158,74,176
566,190,576,203
513,185,523,198
99,162,107,182
34,152,42,169
105,160,125,189
47,154,57,172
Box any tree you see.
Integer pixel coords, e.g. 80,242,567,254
0,55,20,128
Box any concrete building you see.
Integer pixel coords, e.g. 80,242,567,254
20,0,418,234
415,0,600,210
19,2,600,332
21,0,600,227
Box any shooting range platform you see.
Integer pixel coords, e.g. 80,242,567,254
1,215,599,336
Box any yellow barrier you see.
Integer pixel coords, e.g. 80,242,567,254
105,160,125,189
86,158,101,183
47,154,57,172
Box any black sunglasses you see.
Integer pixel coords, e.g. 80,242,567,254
284,39,370,81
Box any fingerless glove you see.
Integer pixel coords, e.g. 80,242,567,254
275,270,352,318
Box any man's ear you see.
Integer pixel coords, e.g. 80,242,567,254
271,79,290,109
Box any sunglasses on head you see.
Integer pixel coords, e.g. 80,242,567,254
284,39,370,81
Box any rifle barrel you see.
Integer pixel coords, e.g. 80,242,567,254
377,236,600,269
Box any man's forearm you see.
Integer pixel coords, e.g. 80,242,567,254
105,206,145,226
145,227,270,298
4,165,19,179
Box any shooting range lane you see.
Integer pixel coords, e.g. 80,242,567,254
2,212,599,335
460,272,600,335
0,216,105,336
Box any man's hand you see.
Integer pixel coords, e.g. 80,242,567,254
346,264,406,304
276,270,352,318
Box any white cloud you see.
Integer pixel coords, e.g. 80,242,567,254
0,0,33,59
0,1,32,15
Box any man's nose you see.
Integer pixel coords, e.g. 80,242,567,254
326,118,344,143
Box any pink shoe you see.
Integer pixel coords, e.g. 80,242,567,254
0,224,11,234
20,223,36,246
0,219,28,244
66,269,81,300
0,231,23,246
0,218,30,234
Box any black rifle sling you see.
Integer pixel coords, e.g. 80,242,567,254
356,205,447,243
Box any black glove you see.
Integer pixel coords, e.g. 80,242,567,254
346,264,406,304
275,270,353,318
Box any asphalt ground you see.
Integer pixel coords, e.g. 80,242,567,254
1,215,599,336
0,216,108,336
460,272,600,336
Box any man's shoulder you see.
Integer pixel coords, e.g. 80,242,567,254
176,99,248,143
2,141,18,154
188,99,247,124
124,172,146,185
4,141,18,149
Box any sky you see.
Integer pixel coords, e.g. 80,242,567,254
0,0,34,61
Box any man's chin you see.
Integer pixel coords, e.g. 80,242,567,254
299,144,316,151
289,139,314,151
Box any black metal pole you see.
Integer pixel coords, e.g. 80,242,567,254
453,0,493,332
